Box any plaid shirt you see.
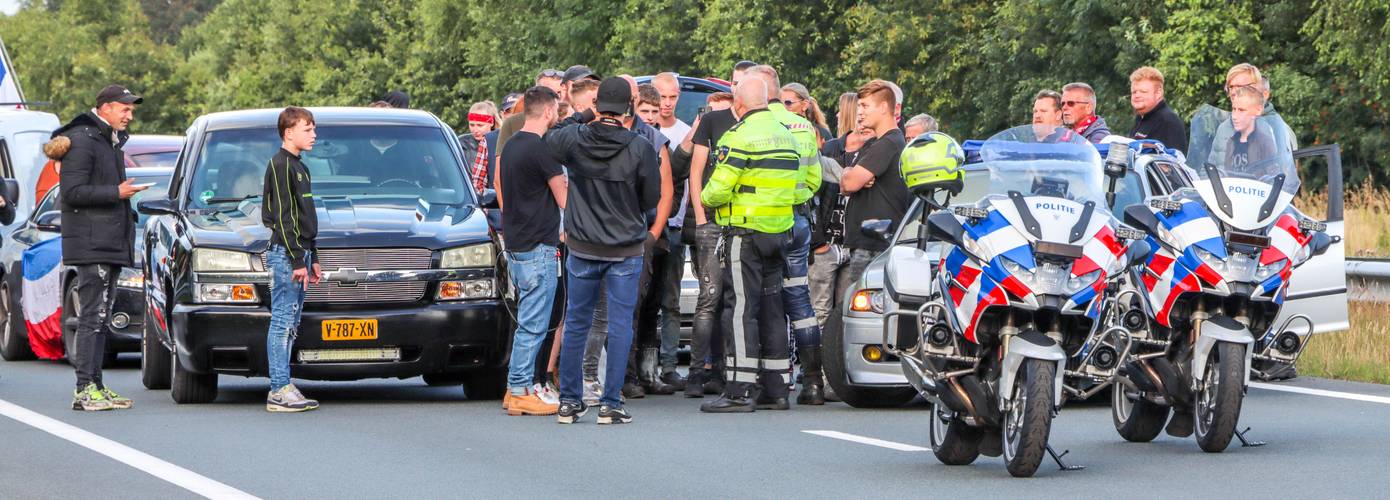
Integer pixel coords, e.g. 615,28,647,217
469,137,489,193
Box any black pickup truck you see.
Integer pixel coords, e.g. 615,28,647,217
138,107,510,403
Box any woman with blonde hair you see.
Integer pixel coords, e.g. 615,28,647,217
781,83,832,141
833,92,858,139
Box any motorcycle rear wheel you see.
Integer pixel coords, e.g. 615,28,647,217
1112,378,1170,442
929,400,981,465
1002,359,1055,478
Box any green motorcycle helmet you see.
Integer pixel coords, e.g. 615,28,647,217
900,131,965,198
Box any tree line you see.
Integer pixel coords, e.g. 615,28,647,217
2,0,1385,187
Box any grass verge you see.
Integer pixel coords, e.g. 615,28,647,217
1300,301,1390,385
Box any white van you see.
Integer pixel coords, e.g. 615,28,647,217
0,108,60,231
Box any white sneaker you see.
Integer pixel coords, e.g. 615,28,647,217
533,383,560,405
582,379,602,406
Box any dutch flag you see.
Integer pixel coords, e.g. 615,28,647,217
0,36,26,108
21,237,63,359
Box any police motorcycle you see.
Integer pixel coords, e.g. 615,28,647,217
877,126,1142,477
1108,106,1333,452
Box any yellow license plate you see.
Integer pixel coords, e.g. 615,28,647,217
321,319,379,341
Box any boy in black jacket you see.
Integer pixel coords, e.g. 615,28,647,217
261,106,323,412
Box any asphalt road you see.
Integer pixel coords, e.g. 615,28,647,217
2,355,1389,499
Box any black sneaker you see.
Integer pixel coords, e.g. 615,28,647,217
700,394,754,413
684,369,706,398
556,400,589,424
597,405,633,425
755,395,790,410
660,371,687,391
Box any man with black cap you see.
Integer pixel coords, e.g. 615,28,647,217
548,77,662,425
54,84,148,411
561,65,600,105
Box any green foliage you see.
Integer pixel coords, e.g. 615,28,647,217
0,0,1384,184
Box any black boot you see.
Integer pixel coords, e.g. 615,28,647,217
622,351,645,399
640,347,676,395
756,372,790,410
700,383,754,413
683,367,706,398
796,347,826,406
704,362,726,395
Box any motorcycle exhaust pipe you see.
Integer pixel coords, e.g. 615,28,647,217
1149,357,1191,407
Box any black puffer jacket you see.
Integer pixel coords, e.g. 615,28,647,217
546,118,661,259
55,111,135,267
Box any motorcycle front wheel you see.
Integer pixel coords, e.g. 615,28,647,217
1195,341,1246,452
1002,358,1055,477
929,400,982,465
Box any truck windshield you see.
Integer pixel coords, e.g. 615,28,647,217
187,125,471,209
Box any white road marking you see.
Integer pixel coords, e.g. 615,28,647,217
1250,382,1390,405
0,398,259,500
803,430,929,452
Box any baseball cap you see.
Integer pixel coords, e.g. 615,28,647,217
595,77,632,115
95,84,143,106
500,93,522,112
563,65,599,83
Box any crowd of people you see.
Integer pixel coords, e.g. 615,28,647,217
46,56,1293,419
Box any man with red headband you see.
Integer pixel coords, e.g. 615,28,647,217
463,101,500,193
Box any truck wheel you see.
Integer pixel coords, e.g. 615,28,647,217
170,346,218,404
141,319,171,390
930,400,982,465
1003,359,1055,478
0,282,36,360
1195,341,1245,452
822,307,916,408
1112,380,1169,442
462,369,506,400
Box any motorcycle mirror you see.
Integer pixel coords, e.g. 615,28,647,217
1307,231,1333,257
1125,239,1152,268
926,211,965,246
860,219,893,242
1123,204,1160,234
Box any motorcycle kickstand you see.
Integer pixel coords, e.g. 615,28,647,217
1235,427,1267,447
1046,445,1086,471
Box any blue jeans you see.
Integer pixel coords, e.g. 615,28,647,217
266,246,310,392
783,214,819,347
559,254,643,408
506,244,559,390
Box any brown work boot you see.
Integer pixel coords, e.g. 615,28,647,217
502,390,514,410
506,391,559,416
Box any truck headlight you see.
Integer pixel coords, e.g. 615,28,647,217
117,267,145,289
193,248,257,272
441,243,495,268
195,283,257,303
437,279,497,300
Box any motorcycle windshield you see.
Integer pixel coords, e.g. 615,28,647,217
979,125,1106,208
1185,105,1299,229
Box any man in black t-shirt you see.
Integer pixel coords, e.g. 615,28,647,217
838,80,910,301
678,91,739,397
496,86,568,416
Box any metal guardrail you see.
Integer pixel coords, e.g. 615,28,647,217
1347,258,1390,302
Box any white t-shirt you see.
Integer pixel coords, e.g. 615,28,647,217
658,118,692,227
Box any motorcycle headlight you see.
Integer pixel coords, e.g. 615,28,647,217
1065,270,1102,295
193,248,257,272
441,243,496,268
1255,258,1287,281
117,267,145,289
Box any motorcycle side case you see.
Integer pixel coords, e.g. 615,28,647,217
1191,315,1255,388
999,329,1067,410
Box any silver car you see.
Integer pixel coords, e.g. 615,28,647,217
825,145,1349,408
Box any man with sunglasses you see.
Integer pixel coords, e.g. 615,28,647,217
1061,82,1111,144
